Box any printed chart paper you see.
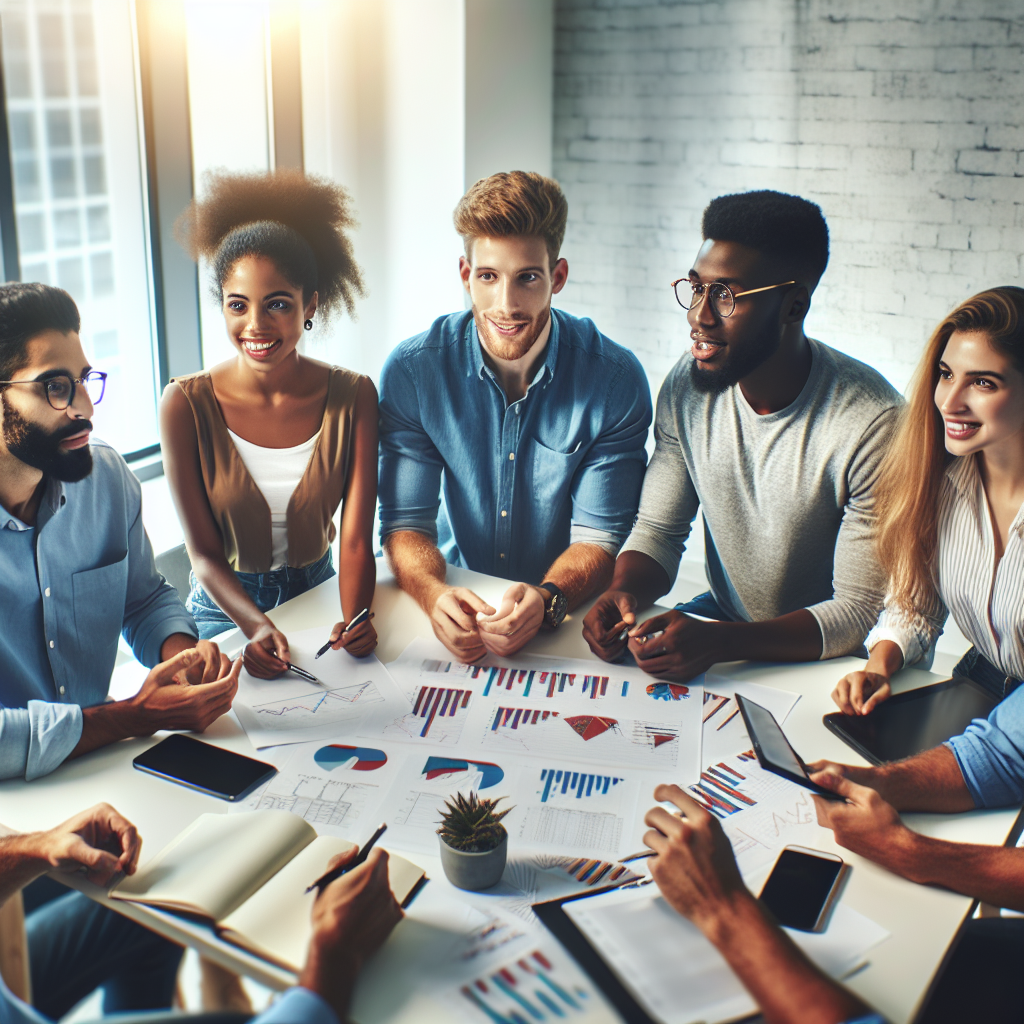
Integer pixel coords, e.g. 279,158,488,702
234,628,410,748
700,676,801,768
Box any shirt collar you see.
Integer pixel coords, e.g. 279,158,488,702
469,308,561,387
2,476,65,532
945,454,981,499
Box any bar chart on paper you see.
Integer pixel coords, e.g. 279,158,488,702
380,685,473,745
482,706,683,770
455,950,596,1023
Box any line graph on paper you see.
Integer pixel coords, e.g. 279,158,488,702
418,658,631,700
381,685,473,745
688,751,817,871
247,681,383,732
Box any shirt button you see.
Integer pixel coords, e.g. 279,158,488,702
500,553,505,559
59,686,65,696
508,453,515,461
501,510,507,517
45,587,51,597
49,640,55,648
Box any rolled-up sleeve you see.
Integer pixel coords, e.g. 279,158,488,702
120,471,196,667
806,408,898,660
568,356,651,555
252,987,339,1024
946,684,1024,808
0,701,83,781
619,371,699,580
378,352,445,543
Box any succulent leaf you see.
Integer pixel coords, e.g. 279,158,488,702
436,792,513,852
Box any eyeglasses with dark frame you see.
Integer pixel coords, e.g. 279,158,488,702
0,371,107,410
671,278,797,318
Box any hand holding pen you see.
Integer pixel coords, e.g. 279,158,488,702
306,823,388,895
315,607,377,660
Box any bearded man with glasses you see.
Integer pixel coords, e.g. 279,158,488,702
584,190,902,681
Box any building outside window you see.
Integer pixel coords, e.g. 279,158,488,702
1,0,161,456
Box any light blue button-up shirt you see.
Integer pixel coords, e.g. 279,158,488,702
378,308,652,585
0,440,196,781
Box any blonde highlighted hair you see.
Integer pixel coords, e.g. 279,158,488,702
454,171,568,267
876,285,1024,610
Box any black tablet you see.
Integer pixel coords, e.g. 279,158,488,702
133,734,277,801
822,676,997,766
735,694,844,800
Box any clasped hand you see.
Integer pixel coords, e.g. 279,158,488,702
27,804,142,888
429,582,545,662
583,596,721,682
131,647,240,734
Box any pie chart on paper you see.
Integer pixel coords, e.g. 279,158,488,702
313,744,388,771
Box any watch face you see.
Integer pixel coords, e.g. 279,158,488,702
547,590,568,627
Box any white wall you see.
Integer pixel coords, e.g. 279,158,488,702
553,0,1024,397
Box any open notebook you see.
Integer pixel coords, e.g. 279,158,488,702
110,810,424,973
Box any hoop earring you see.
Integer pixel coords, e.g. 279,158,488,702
304,319,313,331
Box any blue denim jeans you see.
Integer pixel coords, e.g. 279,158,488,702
674,590,733,621
23,876,183,1019
186,550,336,640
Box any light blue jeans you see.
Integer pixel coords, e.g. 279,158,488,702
186,549,335,640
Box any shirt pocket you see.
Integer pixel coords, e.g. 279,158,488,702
72,551,129,649
526,437,584,513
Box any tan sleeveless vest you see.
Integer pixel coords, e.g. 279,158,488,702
173,367,363,574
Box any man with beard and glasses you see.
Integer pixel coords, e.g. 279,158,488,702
379,171,651,661
0,283,239,786
584,190,901,681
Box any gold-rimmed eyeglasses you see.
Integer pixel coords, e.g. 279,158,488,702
0,371,107,410
671,278,797,318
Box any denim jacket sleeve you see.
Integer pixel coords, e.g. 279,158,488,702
568,352,652,555
378,349,445,542
0,701,83,781
252,987,340,1024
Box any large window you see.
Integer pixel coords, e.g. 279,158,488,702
0,0,160,456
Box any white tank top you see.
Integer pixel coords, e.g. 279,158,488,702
227,428,321,570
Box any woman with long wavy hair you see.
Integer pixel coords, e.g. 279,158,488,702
161,170,378,678
833,286,1024,715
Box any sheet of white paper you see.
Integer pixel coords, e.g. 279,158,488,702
231,739,398,839
233,628,411,748
564,885,889,1024
374,638,704,783
701,677,801,768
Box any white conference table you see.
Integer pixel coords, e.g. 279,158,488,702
0,561,1019,1024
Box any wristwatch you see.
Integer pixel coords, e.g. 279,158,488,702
538,582,568,629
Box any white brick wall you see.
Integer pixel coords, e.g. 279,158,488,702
553,0,1024,394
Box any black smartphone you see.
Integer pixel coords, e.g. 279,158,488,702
735,694,845,800
133,734,277,801
759,845,847,932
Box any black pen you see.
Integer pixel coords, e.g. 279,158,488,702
315,607,371,659
285,663,320,684
306,823,388,895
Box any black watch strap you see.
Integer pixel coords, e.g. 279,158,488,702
539,581,568,628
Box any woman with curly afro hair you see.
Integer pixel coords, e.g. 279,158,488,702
160,169,378,677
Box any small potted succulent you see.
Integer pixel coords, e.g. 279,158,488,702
436,792,512,891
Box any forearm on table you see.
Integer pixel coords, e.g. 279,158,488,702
711,609,824,664
70,700,152,759
864,640,905,678
701,893,873,1024
607,550,673,609
338,540,376,620
0,834,51,905
189,552,270,637
542,543,614,609
868,746,974,812
383,531,448,611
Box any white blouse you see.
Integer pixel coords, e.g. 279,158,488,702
227,428,321,570
867,454,1024,681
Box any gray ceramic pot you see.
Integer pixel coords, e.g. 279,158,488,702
438,831,508,891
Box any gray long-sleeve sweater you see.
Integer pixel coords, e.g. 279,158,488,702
621,339,902,659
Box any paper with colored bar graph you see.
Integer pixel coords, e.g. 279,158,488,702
374,637,704,782
233,628,413,748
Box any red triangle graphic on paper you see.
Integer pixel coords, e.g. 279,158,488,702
564,715,617,741
652,733,676,748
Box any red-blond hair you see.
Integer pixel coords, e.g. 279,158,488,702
876,286,1024,611
454,171,568,267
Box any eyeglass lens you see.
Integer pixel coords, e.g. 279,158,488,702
675,280,736,317
44,372,105,409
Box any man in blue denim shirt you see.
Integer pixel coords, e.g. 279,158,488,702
0,284,238,784
380,172,651,662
